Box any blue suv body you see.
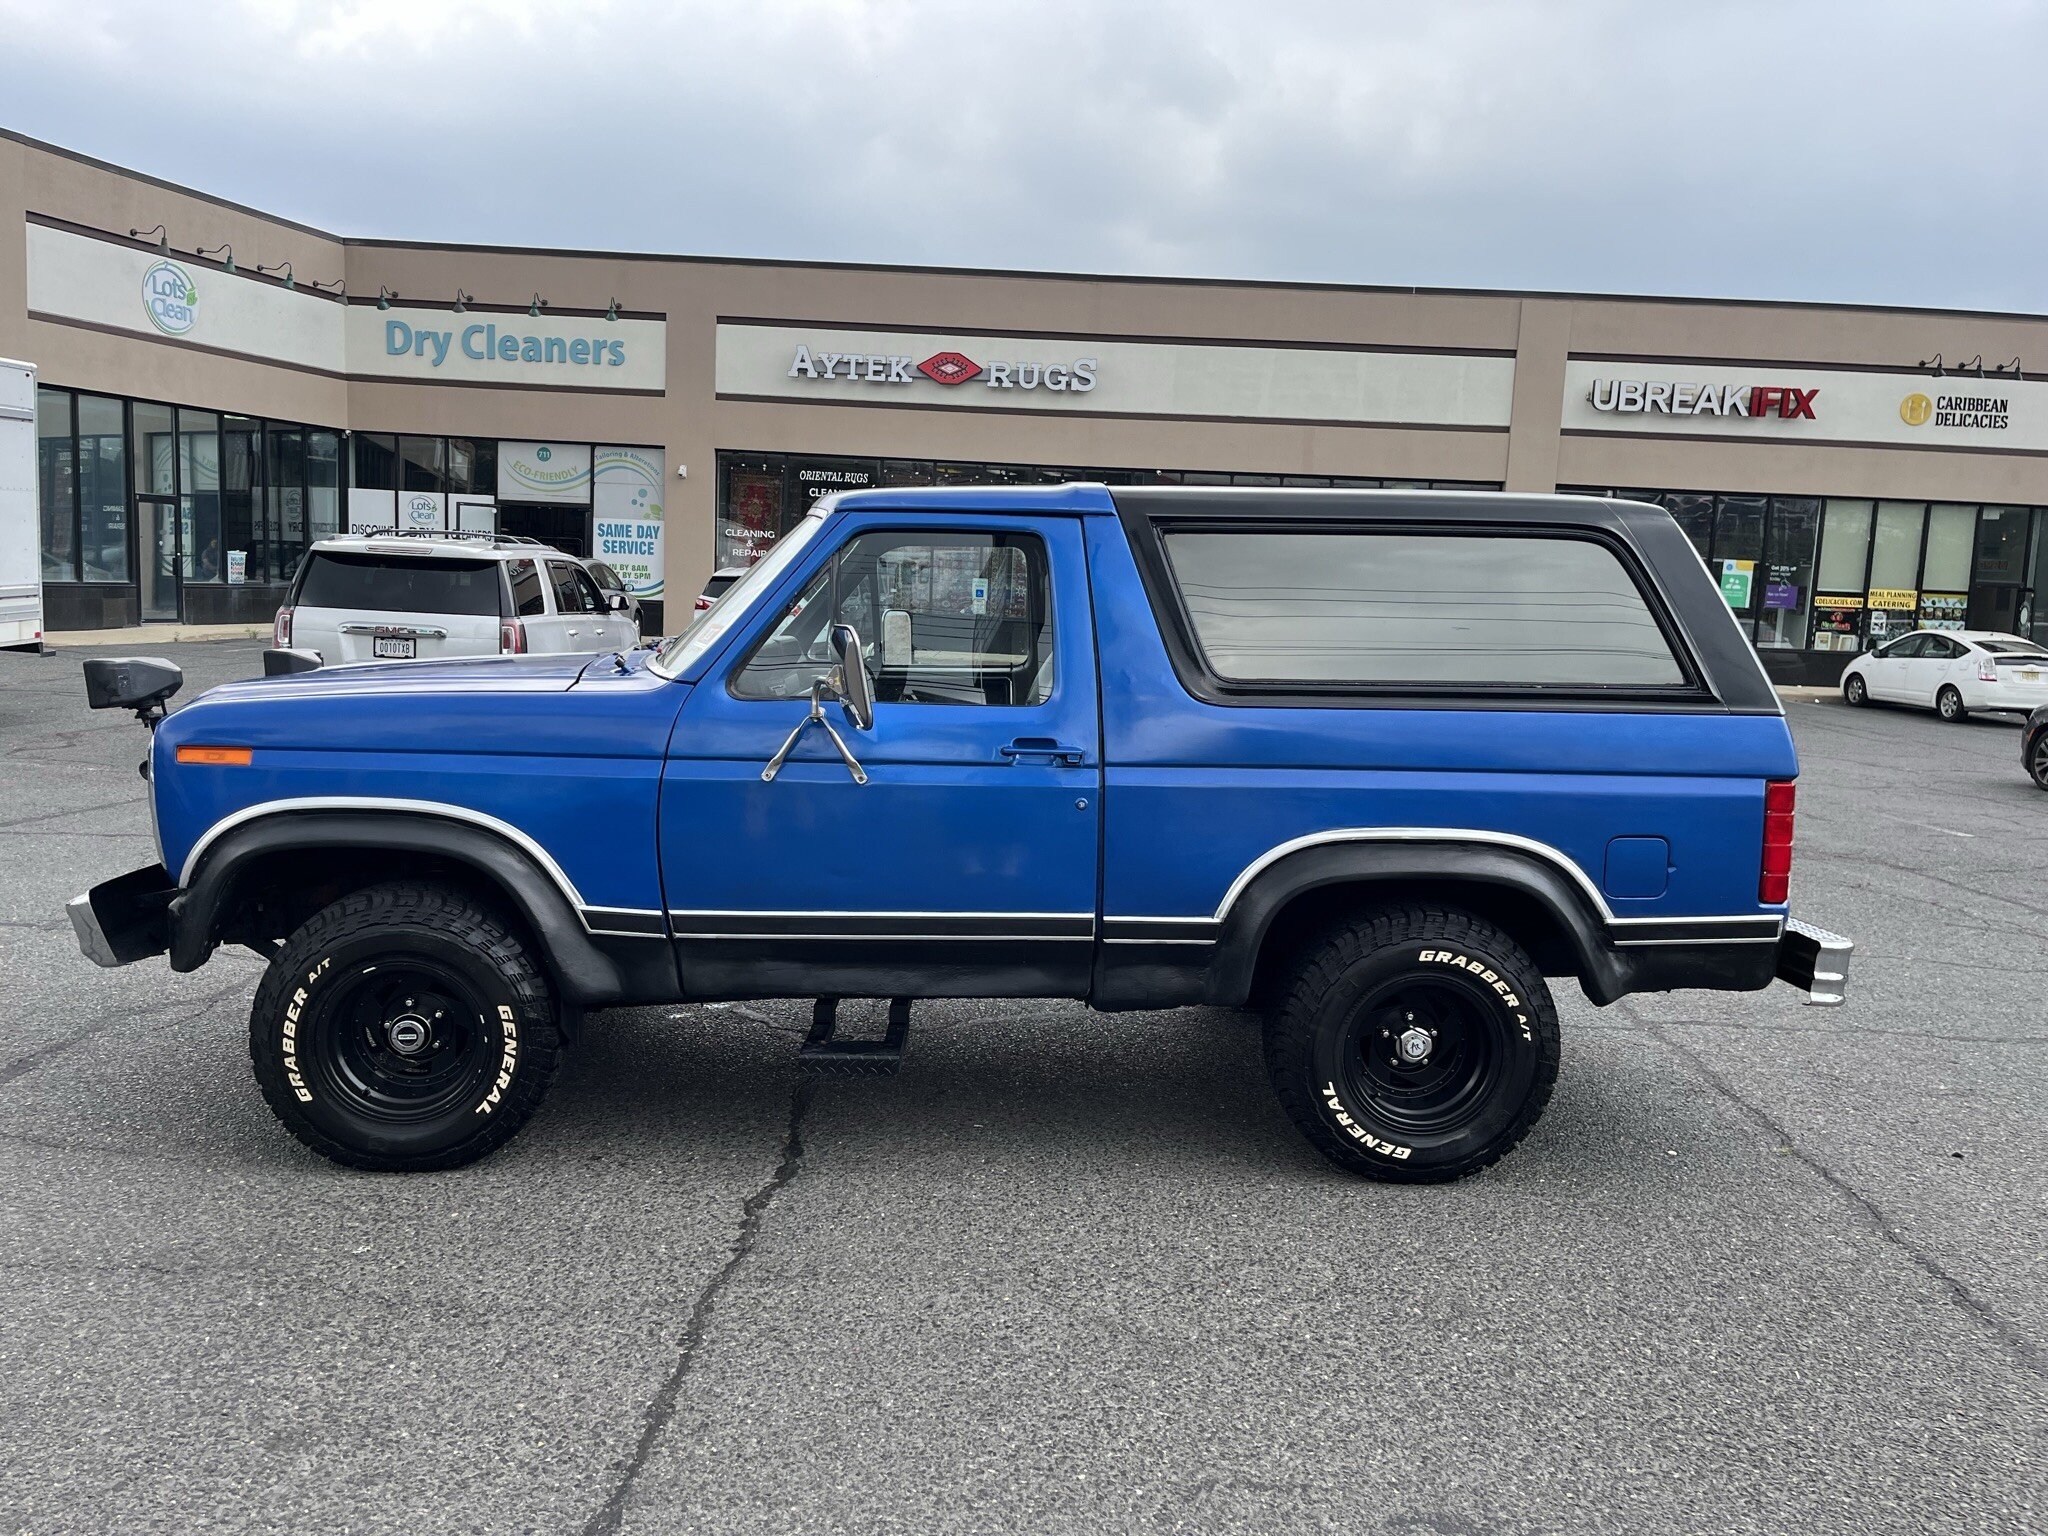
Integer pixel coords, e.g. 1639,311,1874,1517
71,485,1850,1180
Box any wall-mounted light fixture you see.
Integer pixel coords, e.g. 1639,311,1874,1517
377,286,398,311
1965,354,1986,377
529,293,547,317
256,260,295,289
130,225,170,254
2004,357,2024,378
197,243,236,272
453,289,472,313
1919,353,1944,377
606,298,620,322
308,277,344,296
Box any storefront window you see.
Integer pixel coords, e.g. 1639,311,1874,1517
1757,498,1818,649
1864,501,1926,648
308,431,342,543
178,409,221,582
1919,504,1974,629
353,433,397,491
267,425,306,582
717,455,786,569
1971,506,2032,631
1711,495,1766,634
399,435,445,494
220,417,261,583
1810,499,1873,651
1663,493,1714,563
131,401,175,498
36,387,76,581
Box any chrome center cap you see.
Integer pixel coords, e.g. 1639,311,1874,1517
1396,1026,1434,1065
386,1014,433,1057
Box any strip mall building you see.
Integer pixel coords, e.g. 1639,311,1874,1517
7,127,2048,680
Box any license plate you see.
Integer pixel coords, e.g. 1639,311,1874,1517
2022,669,2041,683
373,636,416,660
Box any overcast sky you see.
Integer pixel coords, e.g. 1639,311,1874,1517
3,0,2045,312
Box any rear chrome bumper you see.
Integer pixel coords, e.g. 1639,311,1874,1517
66,863,176,968
1775,917,1852,1006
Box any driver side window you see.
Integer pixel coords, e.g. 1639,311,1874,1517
732,529,1055,706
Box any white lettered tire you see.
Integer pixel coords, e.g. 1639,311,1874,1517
248,882,562,1171
1263,904,1560,1182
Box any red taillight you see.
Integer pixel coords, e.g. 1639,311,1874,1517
694,594,713,610
1760,779,1795,904
273,607,292,648
500,619,526,654
1979,659,1998,682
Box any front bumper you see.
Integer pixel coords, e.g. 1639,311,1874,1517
66,863,176,968
1774,918,1852,1006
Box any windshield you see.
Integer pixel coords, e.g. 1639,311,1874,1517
650,512,829,678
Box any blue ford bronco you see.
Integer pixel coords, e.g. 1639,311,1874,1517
69,485,1850,1181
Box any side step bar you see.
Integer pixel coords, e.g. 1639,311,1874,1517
1775,918,1852,1007
798,997,911,1077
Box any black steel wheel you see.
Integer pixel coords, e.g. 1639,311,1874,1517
249,882,562,1171
1264,904,1559,1182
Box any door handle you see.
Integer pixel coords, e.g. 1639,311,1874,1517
999,737,1085,766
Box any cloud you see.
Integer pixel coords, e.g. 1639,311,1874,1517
2,0,2045,310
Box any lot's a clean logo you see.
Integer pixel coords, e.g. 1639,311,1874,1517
141,259,198,336
1900,392,1933,427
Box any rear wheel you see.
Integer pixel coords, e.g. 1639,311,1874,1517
1263,905,1560,1182
248,882,562,1171
1937,684,1968,722
1843,673,1868,707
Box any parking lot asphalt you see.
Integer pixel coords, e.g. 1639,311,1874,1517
0,640,2042,1536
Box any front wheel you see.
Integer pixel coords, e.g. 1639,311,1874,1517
248,882,563,1171
1263,905,1560,1182
1843,673,1868,707
1937,684,1968,722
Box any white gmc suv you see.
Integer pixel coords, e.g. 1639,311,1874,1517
274,531,641,665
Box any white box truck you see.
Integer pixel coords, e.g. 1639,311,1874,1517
1,358,45,651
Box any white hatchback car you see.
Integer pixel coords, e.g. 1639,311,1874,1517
1841,628,2048,721
275,531,640,665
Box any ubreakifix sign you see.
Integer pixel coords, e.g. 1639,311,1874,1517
718,323,1516,428
27,222,665,391
1564,359,2048,451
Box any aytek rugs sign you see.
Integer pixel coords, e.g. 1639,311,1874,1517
787,343,1099,393
1589,378,1818,419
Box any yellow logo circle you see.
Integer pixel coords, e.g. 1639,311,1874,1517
1900,392,1933,426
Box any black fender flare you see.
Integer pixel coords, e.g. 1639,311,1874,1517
1208,837,1625,1006
168,809,678,1007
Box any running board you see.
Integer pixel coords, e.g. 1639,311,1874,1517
797,997,911,1077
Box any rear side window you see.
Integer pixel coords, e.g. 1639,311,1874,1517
507,558,548,618
548,560,594,615
1982,639,2047,656
295,552,504,617
1160,530,1684,688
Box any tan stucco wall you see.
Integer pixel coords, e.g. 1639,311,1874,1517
13,130,2048,608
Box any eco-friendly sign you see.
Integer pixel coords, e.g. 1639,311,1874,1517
498,442,592,503
592,447,665,599
1719,559,1755,608
141,259,199,336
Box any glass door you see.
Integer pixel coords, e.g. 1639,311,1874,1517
136,495,180,622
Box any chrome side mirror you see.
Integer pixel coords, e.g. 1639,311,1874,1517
830,623,873,730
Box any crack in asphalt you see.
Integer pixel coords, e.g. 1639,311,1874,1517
1637,1011,2047,1381
579,1078,817,1536
0,979,249,1090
